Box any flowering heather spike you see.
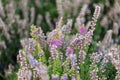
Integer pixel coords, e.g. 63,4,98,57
17,67,32,80
85,28,95,45
66,47,74,57
49,39,62,48
17,50,27,67
27,54,38,68
61,19,73,34
90,62,99,80
48,18,64,49
50,45,58,59
30,25,46,41
68,53,79,76
91,5,101,29
79,24,87,35
78,50,86,64
70,6,101,50
47,17,64,45
70,34,86,49
25,38,35,52
90,52,103,63
33,62,49,80
93,6,101,19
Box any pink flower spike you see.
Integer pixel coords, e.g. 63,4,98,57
49,39,62,48
79,25,87,35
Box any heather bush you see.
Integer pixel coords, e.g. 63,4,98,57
0,0,120,80
16,6,118,80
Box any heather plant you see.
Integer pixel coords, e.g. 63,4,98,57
0,0,120,80
15,3,120,79
16,6,101,80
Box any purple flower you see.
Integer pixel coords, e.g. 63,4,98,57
52,74,59,80
27,54,38,68
79,50,86,64
61,74,68,80
69,54,77,65
66,47,74,56
49,39,62,48
90,53,103,63
25,38,35,52
68,53,78,71
50,45,58,59
79,25,87,35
